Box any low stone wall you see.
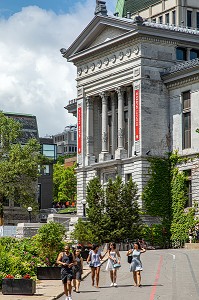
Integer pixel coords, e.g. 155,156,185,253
184,243,199,250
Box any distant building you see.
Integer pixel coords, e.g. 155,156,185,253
116,0,199,28
38,137,57,209
53,124,77,156
2,112,57,224
3,112,39,224
64,156,77,168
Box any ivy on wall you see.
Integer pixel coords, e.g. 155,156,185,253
142,151,197,247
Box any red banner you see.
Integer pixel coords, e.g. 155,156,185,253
134,89,140,141
77,106,82,154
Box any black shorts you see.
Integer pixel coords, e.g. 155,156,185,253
62,272,73,283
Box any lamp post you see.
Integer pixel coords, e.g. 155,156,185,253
27,207,32,223
81,199,86,218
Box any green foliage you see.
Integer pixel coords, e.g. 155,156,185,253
58,207,76,214
142,157,171,223
73,176,141,244
35,221,66,265
105,176,141,242
142,151,197,248
0,112,43,216
71,218,95,244
53,163,77,203
170,167,196,246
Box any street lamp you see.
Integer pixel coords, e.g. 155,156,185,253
27,207,32,223
81,199,86,218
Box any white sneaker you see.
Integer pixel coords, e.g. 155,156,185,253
68,296,72,300
114,283,117,287
110,282,114,287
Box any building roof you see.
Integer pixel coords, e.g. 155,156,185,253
115,0,161,17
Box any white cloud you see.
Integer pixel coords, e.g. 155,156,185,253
0,0,116,136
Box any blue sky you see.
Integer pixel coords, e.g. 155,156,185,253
0,0,116,136
0,0,86,18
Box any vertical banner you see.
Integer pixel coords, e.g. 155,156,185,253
134,89,140,141
77,106,82,154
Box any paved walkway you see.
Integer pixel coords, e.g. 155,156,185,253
0,258,107,300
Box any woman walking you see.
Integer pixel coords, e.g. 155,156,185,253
72,249,83,293
106,242,121,287
56,245,76,300
127,242,146,287
86,244,107,288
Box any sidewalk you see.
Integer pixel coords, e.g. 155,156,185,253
0,258,108,300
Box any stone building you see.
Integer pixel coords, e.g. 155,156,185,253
116,0,199,28
64,1,199,216
53,124,77,156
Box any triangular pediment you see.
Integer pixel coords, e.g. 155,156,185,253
64,15,136,60
89,26,127,48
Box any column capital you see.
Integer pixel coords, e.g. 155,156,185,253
86,96,93,109
115,87,125,97
100,92,109,105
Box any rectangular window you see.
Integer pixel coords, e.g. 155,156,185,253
42,144,57,160
197,12,199,29
176,47,187,60
182,91,191,149
184,170,192,207
125,173,132,182
165,13,169,24
187,10,192,28
159,16,163,24
152,18,156,23
172,10,176,25
43,165,50,175
190,49,199,60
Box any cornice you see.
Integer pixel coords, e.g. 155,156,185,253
162,58,199,76
164,74,199,90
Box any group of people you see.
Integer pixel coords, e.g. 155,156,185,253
56,241,146,300
56,245,83,300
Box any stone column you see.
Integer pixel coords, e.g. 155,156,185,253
115,87,127,159
99,92,111,161
85,97,95,165
127,87,133,157
111,92,116,156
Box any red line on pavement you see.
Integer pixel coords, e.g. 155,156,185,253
149,255,163,300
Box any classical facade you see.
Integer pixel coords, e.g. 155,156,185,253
116,0,199,28
64,2,199,216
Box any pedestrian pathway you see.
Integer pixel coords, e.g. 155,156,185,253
0,257,107,300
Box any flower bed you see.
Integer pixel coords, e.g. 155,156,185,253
2,274,36,295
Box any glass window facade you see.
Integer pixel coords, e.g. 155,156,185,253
42,144,57,160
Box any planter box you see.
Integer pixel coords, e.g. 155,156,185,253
37,266,61,280
2,279,36,295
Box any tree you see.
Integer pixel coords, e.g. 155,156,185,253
73,176,141,244
35,221,66,265
105,176,141,242
53,163,77,204
0,112,42,224
85,177,108,243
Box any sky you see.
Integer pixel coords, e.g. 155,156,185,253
0,0,116,137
